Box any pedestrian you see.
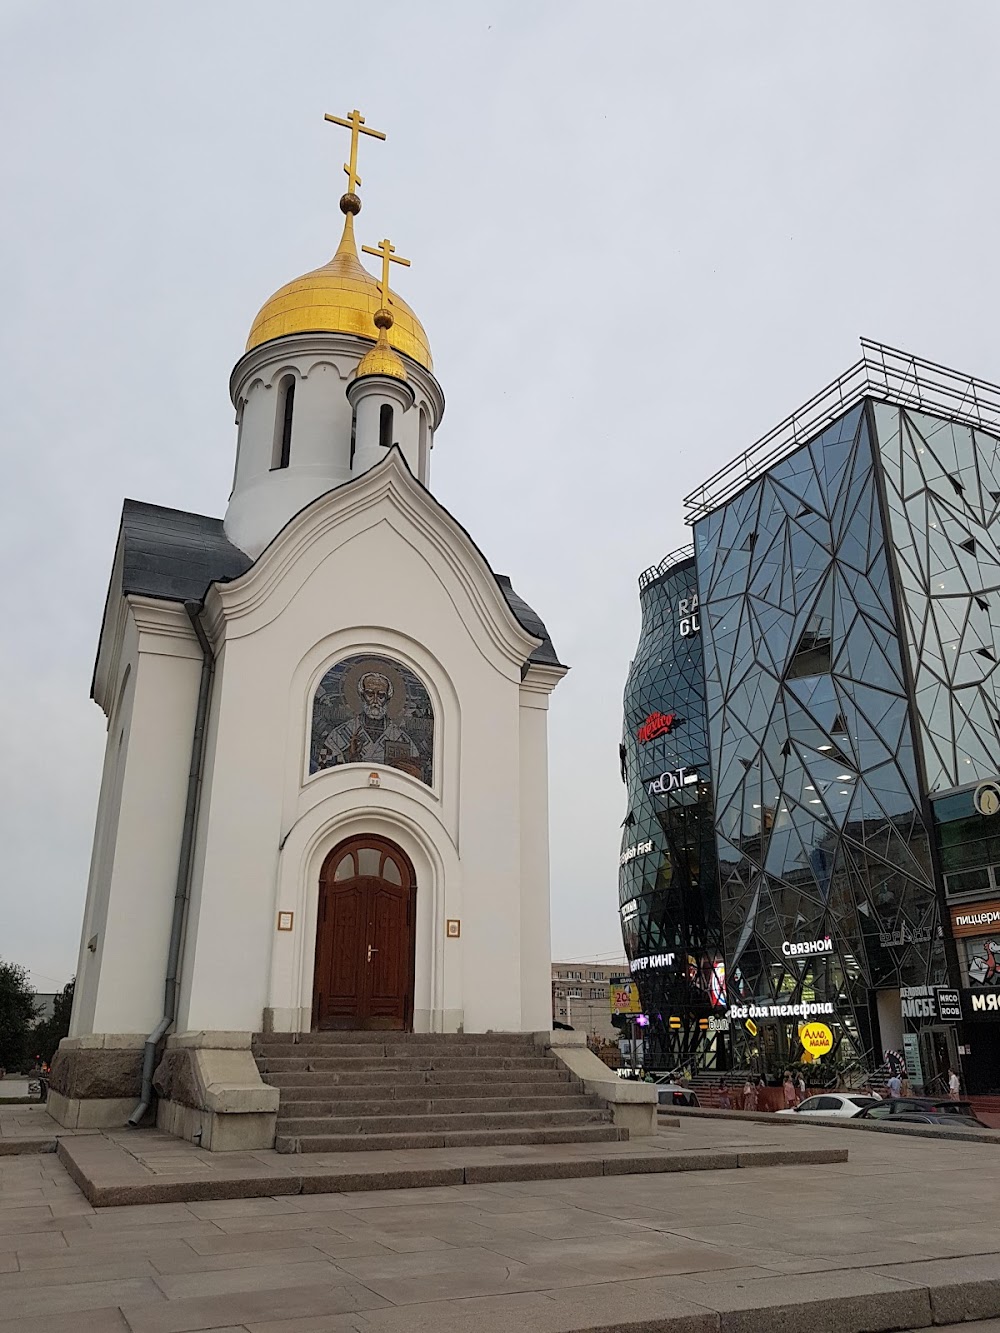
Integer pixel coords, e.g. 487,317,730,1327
796,1072,807,1103
949,1068,961,1099
743,1078,757,1112
718,1079,731,1110
887,1071,902,1098
783,1072,797,1110
900,1073,912,1098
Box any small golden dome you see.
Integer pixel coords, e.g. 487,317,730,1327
246,213,432,368
356,315,408,381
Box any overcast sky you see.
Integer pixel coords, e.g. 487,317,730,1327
2,1,999,991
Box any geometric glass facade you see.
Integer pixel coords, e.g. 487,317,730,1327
617,341,1000,1087
693,403,944,1073
618,547,728,1071
872,403,1000,793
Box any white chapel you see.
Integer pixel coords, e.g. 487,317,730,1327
49,112,588,1146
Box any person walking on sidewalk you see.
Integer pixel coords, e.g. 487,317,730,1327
887,1072,902,1098
783,1073,797,1109
743,1078,757,1111
949,1068,961,1099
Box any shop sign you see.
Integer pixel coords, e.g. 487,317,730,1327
879,924,933,947
900,985,962,1021
609,981,641,1015
937,988,962,1021
951,900,1000,938
646,767,699,796
637,712,677,743
707,1015,730,1032
745,1018,758,1036
974,780,1000,817
968,989,1000,1017
800,1022,833,1058
620,839,653,867
620,899,638,922
677,594,700,638
730,1000,834,1020
630,952,676,973
782,935,833,958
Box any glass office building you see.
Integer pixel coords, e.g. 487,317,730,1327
620,341,1000,1090
618,546,728,1070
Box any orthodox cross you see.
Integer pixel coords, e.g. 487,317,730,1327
361,237,411,311
324,108,386,198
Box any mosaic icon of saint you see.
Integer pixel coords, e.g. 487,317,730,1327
316,670,422,779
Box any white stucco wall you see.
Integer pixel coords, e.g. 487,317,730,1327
73,454,564,1045
71,600,202,1036
176,456,564,1035
225,332,444,559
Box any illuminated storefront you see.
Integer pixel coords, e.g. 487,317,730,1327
618,546,727,1071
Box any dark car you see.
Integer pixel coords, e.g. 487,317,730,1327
855,1098,987,1129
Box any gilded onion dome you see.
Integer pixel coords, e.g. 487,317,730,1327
246,211,432,369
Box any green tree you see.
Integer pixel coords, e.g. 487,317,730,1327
0,962,41,1072
30,978,75,1066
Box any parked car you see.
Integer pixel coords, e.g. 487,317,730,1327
776,1093,878,1118
854,1098,988,1129
654,1082,700,1107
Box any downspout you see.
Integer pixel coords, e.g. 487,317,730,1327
128,600,215,1126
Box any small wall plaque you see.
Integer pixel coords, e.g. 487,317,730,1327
368,771,381,787
446,919,461,938
277,911,294,932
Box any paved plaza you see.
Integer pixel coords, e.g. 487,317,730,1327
2,1117,1000,1331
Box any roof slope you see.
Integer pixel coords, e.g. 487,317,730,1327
117,500,560,666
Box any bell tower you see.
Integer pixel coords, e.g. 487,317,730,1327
224,110,445,559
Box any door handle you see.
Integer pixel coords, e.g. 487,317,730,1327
367,944,378,963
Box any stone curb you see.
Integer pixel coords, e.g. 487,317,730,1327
0,1138,57,1155
56,1137,847,1207
663,1104,1000,1146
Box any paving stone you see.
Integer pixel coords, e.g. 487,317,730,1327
3,1310,132,1332
0,1275,164,1322
873,1256,1000,1325
122,1279,390,1331
152,1256,345,1299
671,1267,933,1333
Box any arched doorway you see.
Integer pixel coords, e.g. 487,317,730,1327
313,836,416,1031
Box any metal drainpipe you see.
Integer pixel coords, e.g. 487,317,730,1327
128,601,215,1127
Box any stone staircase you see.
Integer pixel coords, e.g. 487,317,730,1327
252,1031,627,1153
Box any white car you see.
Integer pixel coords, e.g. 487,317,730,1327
776,1093,878,1118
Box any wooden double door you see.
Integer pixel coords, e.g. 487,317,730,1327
313,836,416,1031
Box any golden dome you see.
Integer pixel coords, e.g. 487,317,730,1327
246,213,432,368
356,313,408,381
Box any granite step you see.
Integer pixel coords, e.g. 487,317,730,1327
277,1108,614,1136
257,1041,540,1060
277,1093,599,1117
262,1067,574,1089
276,1124,627,1153
257,1055,558,1073
254,1032,626,1157
255,1030,539,1044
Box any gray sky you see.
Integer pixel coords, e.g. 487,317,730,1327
2,1,999,990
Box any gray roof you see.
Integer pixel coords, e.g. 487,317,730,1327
117,500,560,667
121,500,252,601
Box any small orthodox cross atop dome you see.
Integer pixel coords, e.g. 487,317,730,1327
356,237,411,382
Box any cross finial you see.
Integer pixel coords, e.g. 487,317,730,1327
324,108,386,215
361,237,411,323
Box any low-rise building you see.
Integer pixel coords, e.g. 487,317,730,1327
551,962,624,1041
